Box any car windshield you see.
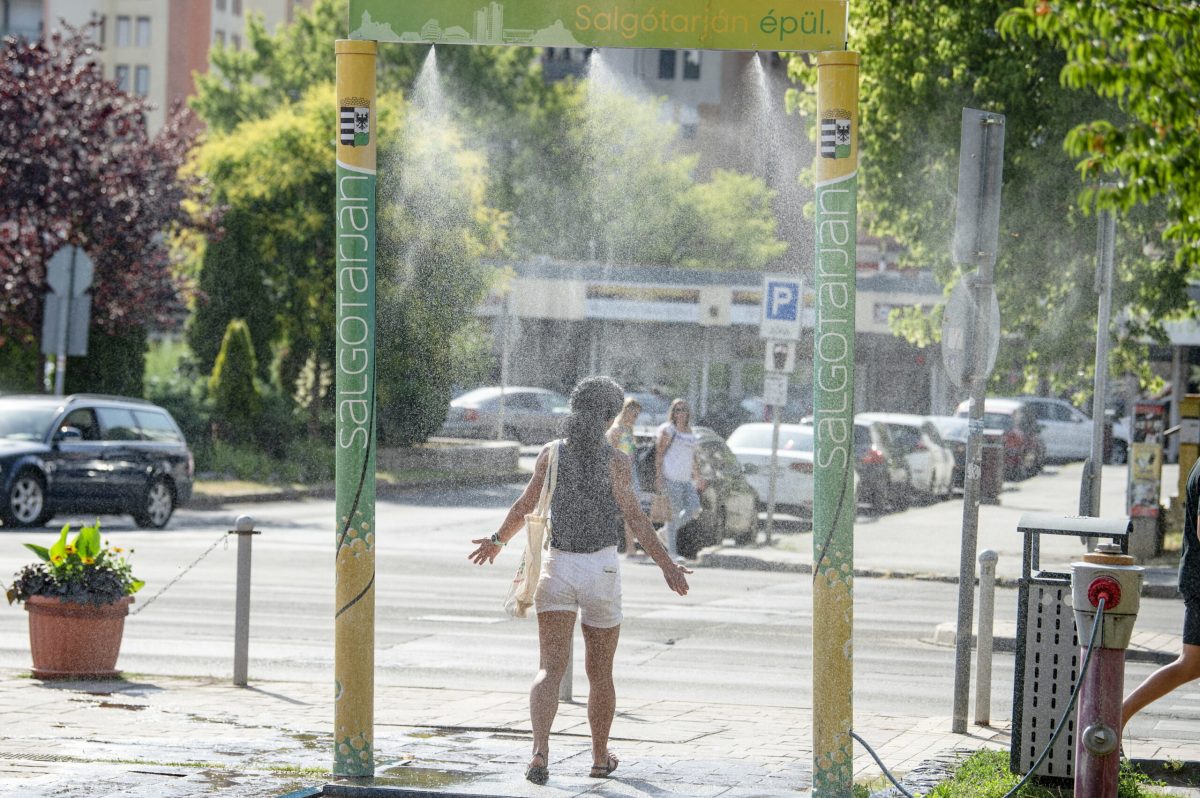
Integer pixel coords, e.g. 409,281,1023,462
0,402,59,442
727,425,814,452
982,412,1013,430
928,417,968,439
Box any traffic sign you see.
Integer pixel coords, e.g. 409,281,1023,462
763,372,789,407
941,274,999,388
765,340,796,374
760,274,803,340
46,246,94,297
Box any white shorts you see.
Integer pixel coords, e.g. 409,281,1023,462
535,545,622,628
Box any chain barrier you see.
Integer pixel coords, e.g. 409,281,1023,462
129,530,229,616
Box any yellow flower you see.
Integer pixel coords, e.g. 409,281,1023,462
82,557,95,565
50,554,64,565
65,544,76,554
113,547,124,553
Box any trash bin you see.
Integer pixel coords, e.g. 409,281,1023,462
981,437,1004,504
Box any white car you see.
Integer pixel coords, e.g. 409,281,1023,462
856,412,955,500
726,423,818,515
967,396,1125,463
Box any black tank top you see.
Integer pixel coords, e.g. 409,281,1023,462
549,440,624,553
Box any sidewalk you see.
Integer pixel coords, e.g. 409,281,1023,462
0,670,1011,798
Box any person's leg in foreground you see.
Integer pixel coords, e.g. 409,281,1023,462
1122,596,1200,729
528,610,576,783
665,480,701,559
582,621,622,777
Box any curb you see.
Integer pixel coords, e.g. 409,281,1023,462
699,549,1182,599
186,472,529,509
928,621,1176,665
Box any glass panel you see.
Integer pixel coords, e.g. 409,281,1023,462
0,402,59,441
682,50,701,80
61,409,101,441
657,49,676,79
134,410,182,443
135,16,150,47
96,407,141,441
135,65,149,97
115,16,130,46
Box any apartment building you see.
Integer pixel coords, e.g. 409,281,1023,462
3,0,310,132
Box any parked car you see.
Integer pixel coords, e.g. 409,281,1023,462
626,390,670,430
726,422,822,517
954,398,1045,480
439,386,569,444
0,394,193,529
857,413,955,500
967,396,1095,462
853,419,911,513
633,427,758,557
926,415,968,490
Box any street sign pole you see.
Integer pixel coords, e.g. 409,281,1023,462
334,39,378,778
1083,201,1116,517
950,109,1006,735
812,52,858,798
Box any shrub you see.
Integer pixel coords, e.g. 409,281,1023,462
208,319,262,444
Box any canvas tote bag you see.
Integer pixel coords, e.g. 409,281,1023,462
503,440,561,618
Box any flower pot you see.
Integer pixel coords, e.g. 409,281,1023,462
24,595,134,679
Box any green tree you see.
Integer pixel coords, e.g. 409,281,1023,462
998,1,1200,297
188,85,504,445
508,81,787,269
208,319,262,444
789,1,1179,397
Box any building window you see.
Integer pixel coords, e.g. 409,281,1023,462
231,34,241,50
114,64,130,92
216,0,226,11
214,29,225,46
135,17,151,47
97,15,106,46
682,50,701,80
115,16,131,47
134,66,149,97
657,50,676,80
232,0,242,15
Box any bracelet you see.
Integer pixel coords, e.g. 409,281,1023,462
489,533,505,547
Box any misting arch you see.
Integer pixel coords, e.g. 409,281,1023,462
334,2,858,794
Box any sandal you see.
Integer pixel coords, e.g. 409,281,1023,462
525,751,548,785
589,752,619,778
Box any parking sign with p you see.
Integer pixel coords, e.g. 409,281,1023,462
760,274,803,340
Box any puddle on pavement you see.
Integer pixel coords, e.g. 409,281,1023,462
371,767,479,789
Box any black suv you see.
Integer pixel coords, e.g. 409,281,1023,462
0,394,193,529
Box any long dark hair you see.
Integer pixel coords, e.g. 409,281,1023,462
563,376,624,481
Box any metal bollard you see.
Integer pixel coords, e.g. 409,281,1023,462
230,515,259,687
559,640,573,701
974,549,998,726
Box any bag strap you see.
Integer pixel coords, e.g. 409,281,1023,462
534,439,561,517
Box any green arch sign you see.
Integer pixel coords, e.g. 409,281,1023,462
349,0,847,51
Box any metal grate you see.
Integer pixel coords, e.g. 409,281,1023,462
1012,575,1078,779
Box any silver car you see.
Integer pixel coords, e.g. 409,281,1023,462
439,386,569,444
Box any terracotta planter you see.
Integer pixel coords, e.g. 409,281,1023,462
24,594,134,679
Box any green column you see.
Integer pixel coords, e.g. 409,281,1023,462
334,38,377,777
812,50,859,798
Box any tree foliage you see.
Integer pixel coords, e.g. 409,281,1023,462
998,2,1200,278
0,24,213,386
788,1,1183,396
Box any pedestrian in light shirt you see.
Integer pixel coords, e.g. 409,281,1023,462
655,398,705,561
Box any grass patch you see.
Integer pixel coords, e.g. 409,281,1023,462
925,750,1168,797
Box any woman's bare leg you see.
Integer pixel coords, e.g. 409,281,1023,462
530,611,576,766
582,622,622,769
1122,643,1200,728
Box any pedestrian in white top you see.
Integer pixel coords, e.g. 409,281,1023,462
655,398,705,560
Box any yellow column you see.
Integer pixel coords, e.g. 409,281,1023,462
812,50,859,798
334,38,377,777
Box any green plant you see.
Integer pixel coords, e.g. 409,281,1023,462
925,750,1167,797
208,318,263,444
4,521,144,606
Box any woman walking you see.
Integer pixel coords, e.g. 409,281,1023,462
469,377,691,785
655,398,704,561
607,396,642,557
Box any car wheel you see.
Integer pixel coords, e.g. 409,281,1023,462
889,474,911,512
133,477,175,529
502,424,521,445
2,470,49,528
